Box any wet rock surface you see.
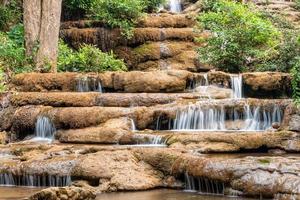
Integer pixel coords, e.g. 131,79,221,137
28,186,96,200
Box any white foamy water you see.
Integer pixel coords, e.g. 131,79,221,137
0,173,71,187
76,77,102,92
185,173,225,195
130,119,137,131
231,74,243,99
169,0,182,13
35,116,56,139
171,102,284,131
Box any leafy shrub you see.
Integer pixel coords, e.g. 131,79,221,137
291,58,300,105
196,0,281,72
0,25,127,74
0,0,22,31
256,30,300,72
295,0,300,10
0,24,34,74
58,41,127,72
88,0,145,38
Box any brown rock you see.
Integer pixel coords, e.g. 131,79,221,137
10,92,212,107
28,186,96,200
243,72,292,98
72,150,163,192
56,118,134,144
11,70,198,93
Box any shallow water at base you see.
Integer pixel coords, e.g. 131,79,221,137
0,188,257,200
0,187,41,200
96,189,254,200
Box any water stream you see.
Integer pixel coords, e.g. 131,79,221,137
34,116,56,140
76,77,103,92
185,173,226,196
172,103,283,131
231,74,243,99
169,0,182,13
0,173,71,187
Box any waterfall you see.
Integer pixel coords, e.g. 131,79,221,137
0,173,71,187
188,73,209,91
35,116,56,139
76,77,103,92
173,105,226,130
243,104,283,131
231,74,243,99
130,119,137,131
184,173,225,195
171,103,283,131
169,0,182,13
151,135,165,145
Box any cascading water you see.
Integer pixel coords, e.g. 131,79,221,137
151,135,165,145
243,104,283,131
76,77,103,92
185,173,225,195
231,74,243,99
130,119,137,131
0,173,71,187
170,102,284,131
173,105,226,130
169,0,182,13
35,116,56,139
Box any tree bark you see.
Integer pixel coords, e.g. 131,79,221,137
23,0,62,72
23,0,41,57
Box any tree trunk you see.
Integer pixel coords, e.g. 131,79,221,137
23,0,41,57
23,0,62,72
0,0,9,6
36,0,62,72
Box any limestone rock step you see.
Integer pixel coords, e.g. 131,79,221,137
56,118,165,145
11,71,292,98
61,14,195,29
139,129,300,153
61,27,201,51
115,41,206,72
1,142,299,197
1,99,291,139
10,91,230,107
11,70,201,93
56,122,300,153
136,148,300,198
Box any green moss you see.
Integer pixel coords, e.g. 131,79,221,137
258,158,271,165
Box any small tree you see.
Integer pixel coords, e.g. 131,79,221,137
196,0,281,72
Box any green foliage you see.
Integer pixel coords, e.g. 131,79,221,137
295,0,300,10
0,24,34,74
292,58,300,105
0,67,5,92
88,0,145,38
58,41,127,72
0,0,22,31
256,30,300,72
196,0,281,72
0,25,126,74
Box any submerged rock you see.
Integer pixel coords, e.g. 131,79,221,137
28,186,96,200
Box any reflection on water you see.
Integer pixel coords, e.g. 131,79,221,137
0,186,41,200
96,189,253,200
0,188,255,200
